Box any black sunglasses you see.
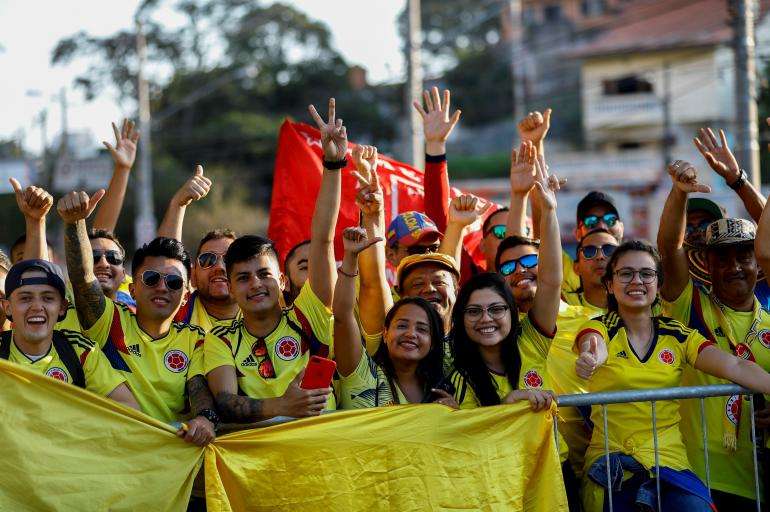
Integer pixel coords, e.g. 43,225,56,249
93,250,123,266
197,252,224,269
406,244,439,256
140,270,184,291
578,244,617,260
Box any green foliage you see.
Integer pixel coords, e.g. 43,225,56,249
448,152,509,179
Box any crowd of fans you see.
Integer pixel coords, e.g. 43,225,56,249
4,89,770,511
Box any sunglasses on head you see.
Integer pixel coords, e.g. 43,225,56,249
140,270,184,291
499,253,538,276
484,224,507,240
579,244,617,260
93,250,123,266
406,244,439,256
197,251,224,269
581,213,619,230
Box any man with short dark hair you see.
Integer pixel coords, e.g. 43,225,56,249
175,229,240,331
59,189,217,446
283,239,310,305
0,259,139,408
87,228,135,307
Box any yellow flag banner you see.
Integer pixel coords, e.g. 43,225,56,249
205,403,568,512
0,359,202,512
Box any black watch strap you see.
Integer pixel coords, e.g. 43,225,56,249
197,408,221,429
728,169,747,191
323,158,348,170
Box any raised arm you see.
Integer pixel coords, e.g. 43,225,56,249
529,157,563,333
518,108,551,158
694,127,765,221
10,178,53,261
334,227,381,376
656,160,711,301
439,195,490,265
307,98,346,308
57,190,107,329
757,189,770,278
414,87,460,231
505,141,537,238
352,146,392,339
157,165,212,241
93,119,139,231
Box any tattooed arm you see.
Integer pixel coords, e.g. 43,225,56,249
180,375,217,445
57,191,108,329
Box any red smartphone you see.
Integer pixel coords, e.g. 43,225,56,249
300,356,337,389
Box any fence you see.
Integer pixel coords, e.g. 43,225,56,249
557,384,763,512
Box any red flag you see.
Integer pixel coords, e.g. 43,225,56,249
268,119,496,282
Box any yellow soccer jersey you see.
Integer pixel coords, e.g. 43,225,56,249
174,290,241,332
55,304,82,332
204,282,335,408
576,313,712,473
561,289,605,318
665,279,770,499
338,350,408,408
84,299,205,423
562,250,581,295
6,329,125,397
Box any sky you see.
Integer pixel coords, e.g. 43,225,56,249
0,0,404,154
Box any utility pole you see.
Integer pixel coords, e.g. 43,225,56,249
661,62,674,169
503,0,527,122
732,0,761,188
135,21,157,246
406,0,424,169
58,87,68,155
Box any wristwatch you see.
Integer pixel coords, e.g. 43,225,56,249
196,408,221,430
728,169,747,191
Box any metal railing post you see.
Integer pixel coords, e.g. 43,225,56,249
699,398,711,495
603,404,613,512
749,397,761,512
651,401,662,511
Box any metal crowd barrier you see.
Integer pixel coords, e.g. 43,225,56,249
557,384,763,512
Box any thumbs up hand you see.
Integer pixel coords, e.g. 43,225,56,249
10,178,54,221
576,331,606,380
173,165,212,207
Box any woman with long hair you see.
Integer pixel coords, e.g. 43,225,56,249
333,227,454,408
575,240,770,511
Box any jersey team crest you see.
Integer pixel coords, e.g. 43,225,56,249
658,349,675,365
725,395,741,425
46,367,68,382
275,337,300,361
759,329,770,349
164,349,189,373
523,369,543,388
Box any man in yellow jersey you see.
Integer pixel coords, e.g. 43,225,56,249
205,99,342,421
87,229,135,308
59,190,217,446
562,229,618,315
658,159,770,509
175,229,240,331
0,259,139,408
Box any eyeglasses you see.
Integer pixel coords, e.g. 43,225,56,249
484,224,507,240
499,254,538,276
93,250,123,266
464,303,509,321
685,219,713,237
581,213,619,230
197,251,225,269
614,268,658,284
579,244,617,260
406,244,439,256
140,270,185,291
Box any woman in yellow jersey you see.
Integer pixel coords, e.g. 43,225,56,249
333,227,455,408
575,240,770,512
448,272,580,510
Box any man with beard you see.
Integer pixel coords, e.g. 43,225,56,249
60,190,217,446
658,159,770,509
175,229,240,331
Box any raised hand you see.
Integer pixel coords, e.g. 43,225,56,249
173,165,212,207
531,154,562,211
693,127,740,182
308,98,348,162
448,194,491,228
667,160,712,194
341,226,381,256
576,332,604,380
352,145,383,217
518,109,552,148
413,86,461,155
102,119,139,170
10,178,53,220
510,141,537,195
57,189,106,224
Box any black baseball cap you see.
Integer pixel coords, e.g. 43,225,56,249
576,191,619,222
6,259,67,300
